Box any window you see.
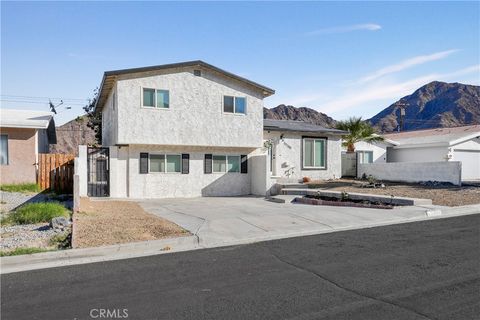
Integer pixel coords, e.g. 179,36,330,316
303,138,326,169
358,151,373,164
143,88,169,108
223,96,246,114
149,154,181,173
212,155,240,173
0,134,8,165
194,70,202,76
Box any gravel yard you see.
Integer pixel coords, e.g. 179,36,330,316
308,179,480,207
0,191,46,213
0,223,63,250
73,198,189,248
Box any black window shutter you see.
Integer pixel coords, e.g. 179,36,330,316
182,154,190,174
241,155,248,174
140,153,149,174
204,154,212,174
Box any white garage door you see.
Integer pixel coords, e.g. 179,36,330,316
454,150,480,180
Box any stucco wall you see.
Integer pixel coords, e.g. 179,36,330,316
109,145,255,198
351,141,388,163
387,146,448,162
102,85,117,146
0,127,37,184
264,131,342,181
358,161,462,185
114,67,264,148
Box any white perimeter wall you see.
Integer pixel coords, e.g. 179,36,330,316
358,161,462,185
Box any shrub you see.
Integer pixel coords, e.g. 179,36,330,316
50,231,72,249
0,183,41,193
3,202,70,225
0,247,50,257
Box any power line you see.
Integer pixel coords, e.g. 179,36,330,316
1,94,89,102
0,99,85,106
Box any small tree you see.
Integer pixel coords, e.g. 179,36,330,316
83,88,101,145
336,117,384,152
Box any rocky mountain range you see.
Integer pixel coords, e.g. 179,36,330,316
264,81,479,132
263,104,336,127
368,81,480,132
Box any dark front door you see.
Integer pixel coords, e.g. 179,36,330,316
87,147,110,197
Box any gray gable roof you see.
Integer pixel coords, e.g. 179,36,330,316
264,119,347,135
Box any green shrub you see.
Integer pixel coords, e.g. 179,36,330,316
0,247,50,257
3,202,70,225
0,183,41,193
50,231,72,249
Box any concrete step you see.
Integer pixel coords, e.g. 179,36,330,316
281,188,310,195
277,183,309,189
266,195,299,204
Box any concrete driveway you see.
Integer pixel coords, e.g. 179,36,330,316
139,197,439,247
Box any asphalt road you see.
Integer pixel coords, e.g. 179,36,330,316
2,214,479,320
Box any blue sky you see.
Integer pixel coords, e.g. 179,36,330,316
1,1,479,125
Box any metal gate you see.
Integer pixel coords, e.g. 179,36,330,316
341,152,357,177
87,147,110,197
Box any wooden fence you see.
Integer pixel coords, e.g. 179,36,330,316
38,153,75,193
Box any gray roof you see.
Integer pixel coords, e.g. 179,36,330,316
263,119,347,135
95,60,275,111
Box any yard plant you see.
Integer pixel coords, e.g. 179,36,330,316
336,117,384,152
2,202,70,225
0,183,41,193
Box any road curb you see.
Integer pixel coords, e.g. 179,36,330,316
1,205,479,274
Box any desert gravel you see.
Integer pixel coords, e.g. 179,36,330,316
73,198,189,248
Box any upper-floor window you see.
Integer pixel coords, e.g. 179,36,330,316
0,134,8,165
303,138,326,169
223,96,246,114
143,88,169,109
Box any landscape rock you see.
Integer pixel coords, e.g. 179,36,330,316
50,217,71,230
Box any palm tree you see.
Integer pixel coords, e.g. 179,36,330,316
336,117,384,152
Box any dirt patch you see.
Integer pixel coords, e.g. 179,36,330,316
73,198,189,248
307,179,480,207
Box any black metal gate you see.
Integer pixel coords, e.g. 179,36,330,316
87,147,110,197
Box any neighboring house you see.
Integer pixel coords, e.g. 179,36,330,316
384,125,480,181
0,109,56,184
351,125,480,181
86,60,346,198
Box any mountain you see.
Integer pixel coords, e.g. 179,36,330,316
369,81,480,132
263,104,336,128
49,116,96,155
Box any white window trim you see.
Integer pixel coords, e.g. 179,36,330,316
303,138,326,169
0,134,9,166
212,155,241,173
357,150,374,164
149,153,181,174
222,95,247,115
141,87,170,110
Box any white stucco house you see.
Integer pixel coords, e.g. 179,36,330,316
352,125,480,181
78,61,346,198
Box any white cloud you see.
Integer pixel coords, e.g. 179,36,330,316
305,23,381,36
359,49,459,83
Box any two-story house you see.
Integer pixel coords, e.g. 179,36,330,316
87,61,346,199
